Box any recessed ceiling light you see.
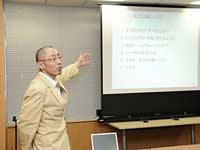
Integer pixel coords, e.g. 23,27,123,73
191,1,200,5
105,0,125,1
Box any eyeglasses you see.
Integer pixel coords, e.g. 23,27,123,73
38,55,62,62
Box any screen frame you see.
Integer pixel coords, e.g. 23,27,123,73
100,4,200,122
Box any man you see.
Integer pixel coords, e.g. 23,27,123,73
17,46,90,150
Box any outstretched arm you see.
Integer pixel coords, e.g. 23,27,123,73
57,52,90,85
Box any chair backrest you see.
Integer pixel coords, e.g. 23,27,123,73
91,132,119,150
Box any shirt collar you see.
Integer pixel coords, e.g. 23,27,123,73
40,72,57,88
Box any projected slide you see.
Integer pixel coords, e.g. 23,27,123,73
102,5,200,94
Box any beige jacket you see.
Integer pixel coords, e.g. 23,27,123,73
18,64,79,150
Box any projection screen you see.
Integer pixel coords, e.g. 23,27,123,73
101,4,200,121
102,5,200,94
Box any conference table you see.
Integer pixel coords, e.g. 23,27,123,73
108,116,200,150
140,144,200,150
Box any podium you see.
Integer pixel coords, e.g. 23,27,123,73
108,117,200,150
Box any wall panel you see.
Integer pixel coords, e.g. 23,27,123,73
5,2,100,125
6,121,200,150
0,0,6,150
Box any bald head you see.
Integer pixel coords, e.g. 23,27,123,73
35,46,54,62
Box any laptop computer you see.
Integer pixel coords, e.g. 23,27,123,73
91,132,119,150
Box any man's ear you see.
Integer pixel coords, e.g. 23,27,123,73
37,61,45,70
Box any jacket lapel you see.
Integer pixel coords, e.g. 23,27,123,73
58,81,68,100
38,72,68,107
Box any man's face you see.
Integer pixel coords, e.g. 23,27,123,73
38,48,62,79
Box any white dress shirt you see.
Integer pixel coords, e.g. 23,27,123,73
40,72,61,95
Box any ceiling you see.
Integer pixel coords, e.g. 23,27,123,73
4,0,200,8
